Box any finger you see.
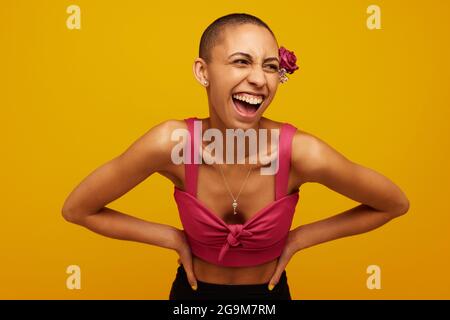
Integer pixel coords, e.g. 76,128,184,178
268,254,290,290
183,263,198,291
179,251,197,290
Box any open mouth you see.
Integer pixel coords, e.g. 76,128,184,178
231,96,263,116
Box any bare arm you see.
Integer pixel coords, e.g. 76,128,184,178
290,130,410,251
61,119,185,251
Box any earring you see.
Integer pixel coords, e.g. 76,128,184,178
203,80,209,86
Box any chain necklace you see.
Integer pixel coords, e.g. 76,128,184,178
201,118,259,215
217,164,254,215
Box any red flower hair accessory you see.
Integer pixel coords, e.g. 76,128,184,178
278,46,299,83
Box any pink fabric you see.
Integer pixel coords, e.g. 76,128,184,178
173,117,300,267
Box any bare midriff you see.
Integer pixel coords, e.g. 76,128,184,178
192,255,278,285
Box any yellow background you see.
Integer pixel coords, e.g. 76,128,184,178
1,0,449,299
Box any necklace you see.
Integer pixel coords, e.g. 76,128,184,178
201,119,259,215
217,164,254,215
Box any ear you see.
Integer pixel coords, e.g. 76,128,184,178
192,57,209,85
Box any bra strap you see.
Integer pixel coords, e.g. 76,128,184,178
275,123,298,200
184,117,199,197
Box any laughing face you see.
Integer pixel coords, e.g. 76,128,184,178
193,23,281,129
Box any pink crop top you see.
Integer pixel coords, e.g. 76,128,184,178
173,117,300,267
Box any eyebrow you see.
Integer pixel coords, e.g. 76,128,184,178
228,52,279,63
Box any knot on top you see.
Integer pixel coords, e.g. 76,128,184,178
218,224,253,262
226,224,253,247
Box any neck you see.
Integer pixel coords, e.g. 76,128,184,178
200,108,263,166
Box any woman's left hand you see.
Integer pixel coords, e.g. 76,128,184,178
268,230,300,290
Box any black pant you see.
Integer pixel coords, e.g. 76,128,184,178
169,265,292,300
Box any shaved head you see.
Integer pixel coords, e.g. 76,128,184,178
199,13,277,64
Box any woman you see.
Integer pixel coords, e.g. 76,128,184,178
61,13,409,300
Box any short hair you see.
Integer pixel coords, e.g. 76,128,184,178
199,13,277,64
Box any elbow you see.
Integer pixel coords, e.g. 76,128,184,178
389,197,410,218
61,206,83,224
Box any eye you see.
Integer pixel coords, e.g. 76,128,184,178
267,65,279,71
234,59,249,65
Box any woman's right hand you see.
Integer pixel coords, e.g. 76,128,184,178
173,228,198,290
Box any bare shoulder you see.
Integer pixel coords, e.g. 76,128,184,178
290,128,351,185
61,118,189,217
118,118,188,174
139,118,187,148
260,118,325,168
289,127,410,214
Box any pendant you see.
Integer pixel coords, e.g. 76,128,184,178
232,200,238,215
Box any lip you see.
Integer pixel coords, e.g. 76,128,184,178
231,96,262,120
232,91,266,99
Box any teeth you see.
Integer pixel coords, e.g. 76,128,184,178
232,93,263,105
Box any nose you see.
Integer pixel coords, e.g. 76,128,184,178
246,65,267,87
